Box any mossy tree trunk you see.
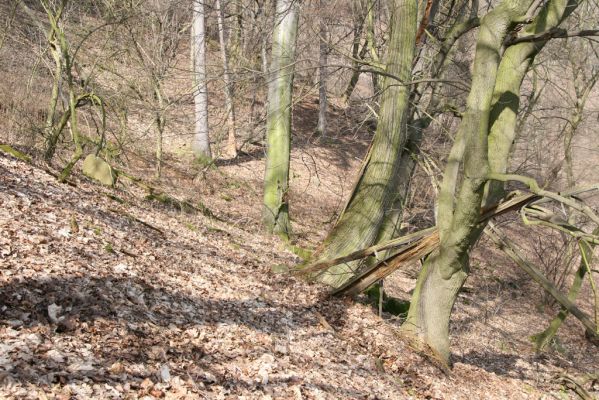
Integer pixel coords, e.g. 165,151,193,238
314,0,418,287
315,1,479,287
402,0,580,366
262,0,299,239
373,6,480,255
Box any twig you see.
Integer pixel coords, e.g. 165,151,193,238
108,207,165,237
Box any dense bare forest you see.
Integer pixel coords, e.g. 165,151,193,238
1,0,599,398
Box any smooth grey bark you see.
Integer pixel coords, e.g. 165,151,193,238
191,0,212,159
262,0,299,238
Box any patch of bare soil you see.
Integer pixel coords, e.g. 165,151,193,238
0,146,597,399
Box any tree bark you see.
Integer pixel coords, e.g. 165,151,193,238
402,0,581,366
401,0,536,366
314,0,418,287
191,0,212,160
216,0,238,158
262,0,299,239
316,10,328,137
341,0,368,105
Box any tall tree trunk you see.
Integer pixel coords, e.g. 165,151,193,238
191,0,212,160
316,11,328,137
216,0,238,158
374,9,480,254
314,0,418,287
402,0,580,366
262,0,299,239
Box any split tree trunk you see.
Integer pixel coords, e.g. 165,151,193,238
191,0,212,160
314,0,418,287
262,0,299,239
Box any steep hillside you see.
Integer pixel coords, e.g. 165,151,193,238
1,149,598,399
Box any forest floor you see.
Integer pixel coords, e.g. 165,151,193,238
0,132,598,399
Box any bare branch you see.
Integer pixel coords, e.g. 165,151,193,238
508,27,599,45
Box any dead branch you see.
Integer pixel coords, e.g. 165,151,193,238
485,223,598,336
508,27,599,45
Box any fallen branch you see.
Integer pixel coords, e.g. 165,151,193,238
332,231,439,297
531,228,599,352
327,185,599,297
298,227,436,275
487,174,599,226
557,374,595,400
108,207,165,237
485,223,598,336
301,191,539,276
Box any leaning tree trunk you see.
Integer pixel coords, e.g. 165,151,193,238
373,7,480,255
191,0,211,160
314,0,418,287
262,0,299,239
402,0,580,366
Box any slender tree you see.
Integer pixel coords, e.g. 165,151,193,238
191,0,212,160
216,0,238,158
316,3,328,137
262,0,300,239
341,0,369,105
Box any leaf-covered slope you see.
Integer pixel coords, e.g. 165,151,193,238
1,153,593,399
